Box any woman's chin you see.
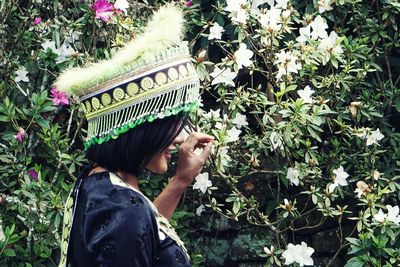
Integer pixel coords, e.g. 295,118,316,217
145,152,170,174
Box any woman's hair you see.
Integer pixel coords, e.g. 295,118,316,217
86,113,187,176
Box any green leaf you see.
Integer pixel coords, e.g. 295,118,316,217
40,103,57,113
0,115,10,122
307,126,322,142
344,257,364,267
233,200,240,214
395,99,400,112
3,248,16,257
36,117,50,128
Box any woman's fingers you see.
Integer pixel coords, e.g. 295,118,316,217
183,132,214,151
175,132,213,183
199,142,213,161
194,142,208,149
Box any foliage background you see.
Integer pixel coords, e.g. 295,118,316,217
0,0,400,266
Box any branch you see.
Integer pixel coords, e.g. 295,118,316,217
214,169,279,233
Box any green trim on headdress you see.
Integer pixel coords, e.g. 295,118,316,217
84,101,199,149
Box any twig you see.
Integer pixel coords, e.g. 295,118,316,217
70,116,85,148
12,80,28,97
66,108,74,136
214,169,279,233
246,169,282,176
327,225,357,266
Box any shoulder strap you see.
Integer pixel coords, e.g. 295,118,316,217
58,165,92,267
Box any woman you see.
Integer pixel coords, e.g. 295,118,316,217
56,5,211,266
68,115,213,266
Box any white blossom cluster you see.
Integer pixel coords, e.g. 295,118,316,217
281,241,315,266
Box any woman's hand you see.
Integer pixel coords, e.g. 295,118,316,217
174,132,214,187
154,132,214,219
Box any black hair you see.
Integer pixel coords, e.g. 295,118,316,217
86,112,187,176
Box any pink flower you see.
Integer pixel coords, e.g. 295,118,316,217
186,0,193,7
28,169,38,181
92,0,115,22
34,17,42,25
15,128,26,142
50,87,69,106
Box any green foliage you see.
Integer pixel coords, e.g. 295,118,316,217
0,0,155,265
185,0,400,265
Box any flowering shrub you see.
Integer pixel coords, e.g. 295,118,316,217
0,0,149,265
0,0,400,266
186,0,400,265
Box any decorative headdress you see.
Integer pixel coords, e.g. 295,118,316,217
55,5,200,149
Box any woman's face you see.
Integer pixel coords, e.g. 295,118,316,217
145,130,185,174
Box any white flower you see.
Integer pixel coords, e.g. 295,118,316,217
196,204,205,216
318,0,333,13
250,0,269,15
232,7,249,24
41,40,74,63
310,15,328,40
282,242,314,266
296,25,311,43
226,127,242,143
354,181,370,198
225,0,249,24
269,131,283,151
56,43,75,63
373,170,381,180
64,30,82,45
225,0,247,13
15,67,29,83
234,43,254,69
219,146,231,168
115,0,130,14
284,198,290,206
386,205,400,224
208,23,224,40
215,122,224,130
203,108,220,120
287,167,300,186
274,50,302,81
355,128,384,146
41,40,57,51
259,6,282,32
374,209,386,223
328,165,349,192
0,222,5,243
274,0,289,9
232,113,248,129
333,166,349,186
374,205,400,224
366,128,384,146
281,9,291,19
210,67,237,87
193,172,212,194
282,198,292,211
263,245,275,255
297,86,315,104
318,31,344,61
353,127,369,139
